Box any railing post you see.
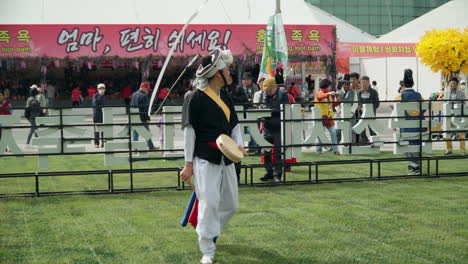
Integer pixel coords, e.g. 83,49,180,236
108,170,112,192
127,106,134,192
35,172,40,197
177,168,181,189
315,164,319,183
378,161,381,180
419,99,423,175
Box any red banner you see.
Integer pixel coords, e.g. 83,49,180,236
0,24,335,58
336,42,416,58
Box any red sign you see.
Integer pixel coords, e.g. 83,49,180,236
0,24,335,58
336,42,416,58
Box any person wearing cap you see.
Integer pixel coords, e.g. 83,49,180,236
25,88,42,145
398,69,425,175
30,84,38,90
444,77,465,155
180,48,246,264
235,73,259,152
92,83,106,148
231,72,257,105
337,74,355,103
258,77,289,182
130,82,156,151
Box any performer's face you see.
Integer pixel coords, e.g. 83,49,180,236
221,67,233,85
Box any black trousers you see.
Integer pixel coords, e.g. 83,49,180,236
26,118,38,144
94,131,104,146
263,132,282,178
124,98,130,114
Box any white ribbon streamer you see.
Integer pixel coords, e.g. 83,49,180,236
148,0,210,117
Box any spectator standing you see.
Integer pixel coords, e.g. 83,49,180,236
36,85,48,116
336,74,354,143
258,78,289,182
46,81,57,107
337,74,355,103
287,82,301,101
305,74,313,91
253,78,265,104
0,90,12,151
233,73,258,151
275,67,285,87
71,86,83,107
25,89,42,145
3,86,10,100
460,80,467,99
0,90,12,115
315,79,339,155
156,87,169,104
87,85,97,106
92,83,106,148
122,84,133,114
232,73,257,105
130,82,156,150
155,86,169,149
357,75,380,143
444,77,465,155
398,80,405,94
349,73,361,143
350,72,361,92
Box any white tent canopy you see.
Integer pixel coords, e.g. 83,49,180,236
0,0,375,43
360,0,468,99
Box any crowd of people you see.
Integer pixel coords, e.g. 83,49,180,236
0,66,466,168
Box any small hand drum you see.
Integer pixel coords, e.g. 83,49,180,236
216,134,244,163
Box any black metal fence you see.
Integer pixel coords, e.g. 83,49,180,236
0,98,467,197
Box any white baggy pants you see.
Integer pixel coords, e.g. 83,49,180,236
193,156,239,258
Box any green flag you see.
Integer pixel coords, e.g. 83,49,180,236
259,13,289,86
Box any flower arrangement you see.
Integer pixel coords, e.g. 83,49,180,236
415,27,468,76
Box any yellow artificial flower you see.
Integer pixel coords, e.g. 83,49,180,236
416,27,467,74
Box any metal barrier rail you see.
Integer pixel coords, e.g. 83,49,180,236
0,99,467,197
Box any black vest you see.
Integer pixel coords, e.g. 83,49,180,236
182,89,239,165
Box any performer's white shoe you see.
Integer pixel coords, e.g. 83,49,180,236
200,255,214,264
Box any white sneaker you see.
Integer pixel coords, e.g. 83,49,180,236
200,255,213,264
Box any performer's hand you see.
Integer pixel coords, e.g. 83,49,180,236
238,145,248,156
180,162,193,183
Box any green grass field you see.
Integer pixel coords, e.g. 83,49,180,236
1,152,467,263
